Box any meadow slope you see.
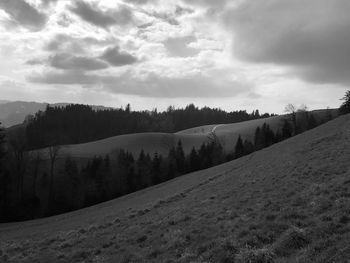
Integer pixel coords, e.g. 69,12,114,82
44,109,336,160
0,114,349,262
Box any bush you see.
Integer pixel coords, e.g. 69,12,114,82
236,247,275,263
273,227,309,256
339,90,350,114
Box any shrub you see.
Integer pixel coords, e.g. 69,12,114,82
273,227,309,256
236,247,275,263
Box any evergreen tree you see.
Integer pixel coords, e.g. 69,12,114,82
234,135,244,159
0,123,7,218
243,139,255,155
167,147,177,180
263,123,275,147
254,126,264,150
307,114,317,129
339,90,350,114
152,152,162,185
104,154,110,168
0,123,5,164
188,147,200,172
282,119,293,140
175,140,185,174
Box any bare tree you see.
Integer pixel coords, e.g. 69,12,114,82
284,104,298,135
8,131,28,202
30,150,42,198
48,145,60,211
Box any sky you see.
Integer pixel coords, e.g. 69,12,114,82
0,0,349,114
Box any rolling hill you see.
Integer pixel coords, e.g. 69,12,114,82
0,101,113,128
43,109,337,160
0,113,348,262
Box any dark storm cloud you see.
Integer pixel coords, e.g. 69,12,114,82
100,46,138,67
226,0,350,85
0,0,47,31
164,36,199,58
28,70,249,98
69,1,133,28
49,53,109,71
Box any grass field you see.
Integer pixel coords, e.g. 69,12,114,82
39,109,338,161
0,113,348,262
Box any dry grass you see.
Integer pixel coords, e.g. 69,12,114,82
0,114,349,262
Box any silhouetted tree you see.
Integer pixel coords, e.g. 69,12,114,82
104,154,110,168
243,139,255,155
282,119,293,140
25,104,273,150
8,129,28,202
307,113,317,129
235,135,244,159
339,90,350,114
30,151,42,199
152,152,162,184
188,147,200,172
175,140,185,174
48,145,60,213
254,126,264,150
285,104,298,135
0,123,7,217
167,147,177,180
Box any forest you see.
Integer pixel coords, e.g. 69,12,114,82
0,103,336,222
24,104,273,149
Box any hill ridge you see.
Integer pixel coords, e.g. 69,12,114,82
0,114,349,262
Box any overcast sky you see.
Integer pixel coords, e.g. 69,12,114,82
0,0,348,113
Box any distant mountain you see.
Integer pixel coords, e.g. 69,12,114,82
0,101,113,128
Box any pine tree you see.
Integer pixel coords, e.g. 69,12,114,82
254,126,263,150
0,123,7,218
282,119,293,140
188,147,200,172
152,152,162,185
243,140,254,155
104,154,110,168
167,147,177,180
235,135,244,159
175,140,185,174
339,90,350,114
307,114,317,129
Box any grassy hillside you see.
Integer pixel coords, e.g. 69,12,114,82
45,109,337,160
0,113,348,262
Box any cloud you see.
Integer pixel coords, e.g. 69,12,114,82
45,34,116,54
100,46,138,67
164,36,199,57
28,70,250,98
49,53,109,71
123,0,159,5
185,0,228,8
175,6,194,16
69,1,133,28
226,0,350,85
41,0,58,6
0,0,47,31
28,70,98,85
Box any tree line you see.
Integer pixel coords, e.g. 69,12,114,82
24,104,273,149
1,91,348,222
0,110,327,221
